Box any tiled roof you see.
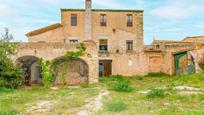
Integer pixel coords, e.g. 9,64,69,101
151,40,192,45
26,23,63,37
61,9,143,12
183,36,204,41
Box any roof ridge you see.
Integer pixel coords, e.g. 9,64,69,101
26,23,63,37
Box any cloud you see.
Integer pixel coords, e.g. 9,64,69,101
195,22,204,30
42,0,58,3
0,4,14,17
150,0,202,20
93,0,129,9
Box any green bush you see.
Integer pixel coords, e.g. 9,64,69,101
110,81,133,92
0,28,23,89
105,101,127,112
146,88,165,98
145,72,170,78
39,59,54,88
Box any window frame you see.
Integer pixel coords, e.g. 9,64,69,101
126,40,133,51
100,14,107,27
127,14,133,27
99,39,108,51
71,14,77,26
69,40,79,44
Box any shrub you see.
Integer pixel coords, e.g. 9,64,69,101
105,101,127,112
146,88,165,98
39,59,54,88
0,28,23,89
110,81,133,92
145,72,170,78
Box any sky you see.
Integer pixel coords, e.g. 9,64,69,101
0,0,204,44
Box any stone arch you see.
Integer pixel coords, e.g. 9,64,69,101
16,55,42,85
52,56,89,86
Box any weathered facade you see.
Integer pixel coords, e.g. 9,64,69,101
14,0,204,85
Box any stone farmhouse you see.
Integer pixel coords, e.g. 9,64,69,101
12,0,204,85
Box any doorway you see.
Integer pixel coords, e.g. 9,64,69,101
99,60,112,77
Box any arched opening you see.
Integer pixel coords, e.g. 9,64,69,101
16,56,42,85
52,57,89,86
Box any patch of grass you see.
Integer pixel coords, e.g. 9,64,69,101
105,101,127,112
110,81,134,92
80,83,89,88
136,76,144,80
0,87,15,93
0,109,18,115
146,88,165,98
186,109,204,115
145,72,170,78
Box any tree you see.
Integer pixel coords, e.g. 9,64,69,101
0,28,23,88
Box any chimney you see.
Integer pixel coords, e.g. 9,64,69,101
84,0,92,40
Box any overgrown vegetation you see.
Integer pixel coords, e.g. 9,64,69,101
65,43,86,58
146,88,165,98
105,101,127,112
100,75,134,92
0,28,23,89
1,72,204,114
110,80,134,92
39,59,54,88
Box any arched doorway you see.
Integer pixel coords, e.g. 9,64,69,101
52,57,89,85
16,56,42,85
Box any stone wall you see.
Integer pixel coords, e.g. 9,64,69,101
12,41,99,84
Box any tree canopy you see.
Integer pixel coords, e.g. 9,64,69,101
0,28,23,88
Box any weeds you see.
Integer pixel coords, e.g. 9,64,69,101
146,88,165,98
110,80,133,92
104,75,134,92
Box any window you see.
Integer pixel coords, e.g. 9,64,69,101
100,14,107,26
127,14,133,27
156,45,160,49
126,40,133,51
99,39,108,51
71,14,77,26
70,40,79,44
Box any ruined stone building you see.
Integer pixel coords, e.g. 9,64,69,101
13,0,204,85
